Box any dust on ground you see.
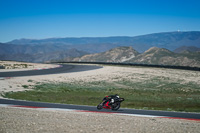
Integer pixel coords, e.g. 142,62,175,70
1,106,200,133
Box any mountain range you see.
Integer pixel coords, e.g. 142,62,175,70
0,31,200,66
6,31,200,53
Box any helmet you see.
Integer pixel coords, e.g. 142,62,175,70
115,94,119,98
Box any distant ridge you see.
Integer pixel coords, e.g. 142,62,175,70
1,31,200,64
174,46,200,53
7,31,200,53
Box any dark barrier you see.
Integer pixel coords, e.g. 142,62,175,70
53,62,200,71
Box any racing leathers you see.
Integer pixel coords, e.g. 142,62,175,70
102,94,119,105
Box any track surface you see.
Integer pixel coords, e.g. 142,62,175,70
0,64,200,120
0,64,102,77
0,98,200,120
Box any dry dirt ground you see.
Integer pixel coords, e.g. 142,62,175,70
0,106,200,133
0,61,59,72
0,61,200,133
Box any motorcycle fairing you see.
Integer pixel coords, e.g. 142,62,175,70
103,101,111,109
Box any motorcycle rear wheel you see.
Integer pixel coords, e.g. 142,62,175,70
97,104,103,110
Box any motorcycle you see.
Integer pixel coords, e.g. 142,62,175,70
97,96,124,111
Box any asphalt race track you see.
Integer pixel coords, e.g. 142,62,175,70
0,64,200,121
0,64,102,77
0,98,200,120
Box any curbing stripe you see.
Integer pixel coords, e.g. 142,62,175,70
158,117,200,121
76,110,118,114
0,77,12,80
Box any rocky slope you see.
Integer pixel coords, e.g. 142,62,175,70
71,46,200,67
72,46,139,62
174,46,200,53
127,47,200,67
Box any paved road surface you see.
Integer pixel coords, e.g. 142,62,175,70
0,64,102,77
0,98,200,120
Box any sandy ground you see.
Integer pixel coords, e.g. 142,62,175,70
0,61,59,72
1,106,200,133
0,62,200,132
0,61,60,96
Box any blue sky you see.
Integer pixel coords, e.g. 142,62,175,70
0,0,200,42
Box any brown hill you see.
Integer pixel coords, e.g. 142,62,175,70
127,47,174,64
126,47,200,67
71,46,200,68
72,46,139,62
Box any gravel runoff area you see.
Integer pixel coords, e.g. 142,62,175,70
0,106,200,133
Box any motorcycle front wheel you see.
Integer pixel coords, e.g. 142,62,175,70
111,102,121,111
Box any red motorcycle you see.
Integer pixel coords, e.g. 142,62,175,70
97,95,124,111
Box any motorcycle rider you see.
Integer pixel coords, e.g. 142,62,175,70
102,94,120,105
97,94,124,110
